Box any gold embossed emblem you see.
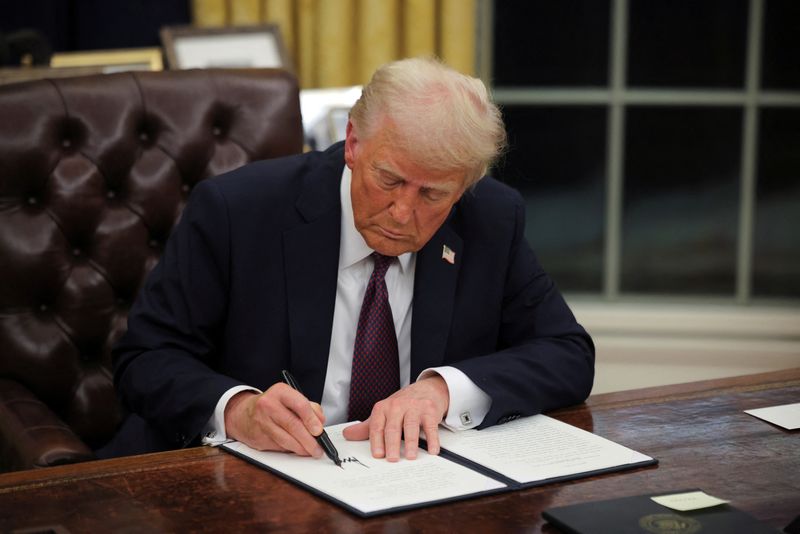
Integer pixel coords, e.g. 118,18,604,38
639,513,702,534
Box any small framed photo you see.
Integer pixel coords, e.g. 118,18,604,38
299,85,362,150
160,25,290,71
50,47,164,73
326,106,351,145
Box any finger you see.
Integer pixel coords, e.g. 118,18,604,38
280,387,324,437
382,406,405,462
265,421,314,456
402,413,421,460
310,402,326,426
282,412,323,458
421,414,441,456
342,420,370,441
368,411,387,459
270,390,323,457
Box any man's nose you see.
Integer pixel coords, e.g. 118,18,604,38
388,189,416,225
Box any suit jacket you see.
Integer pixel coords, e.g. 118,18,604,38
109,142,594,454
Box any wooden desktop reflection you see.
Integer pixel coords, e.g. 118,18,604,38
0,368,797,533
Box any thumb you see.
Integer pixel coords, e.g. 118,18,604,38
342,420,370,441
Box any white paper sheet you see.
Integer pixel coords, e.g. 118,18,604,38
436,414,654,484
651,490,729,511
745,402,800,430
224,423,506,515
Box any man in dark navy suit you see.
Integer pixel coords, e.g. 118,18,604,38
104,57,594,463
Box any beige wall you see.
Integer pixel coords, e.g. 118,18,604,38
571,302,800,394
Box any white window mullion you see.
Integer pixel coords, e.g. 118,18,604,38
736,0,764,303
604,0,628,299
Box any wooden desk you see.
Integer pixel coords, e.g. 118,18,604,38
1,369,798,532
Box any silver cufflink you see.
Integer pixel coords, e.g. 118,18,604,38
459,412,472,426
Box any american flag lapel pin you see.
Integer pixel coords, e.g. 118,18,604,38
442,244,455,264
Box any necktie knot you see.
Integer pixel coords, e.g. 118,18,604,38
371,252,394,279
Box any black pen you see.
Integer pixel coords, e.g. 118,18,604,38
281,370,343,468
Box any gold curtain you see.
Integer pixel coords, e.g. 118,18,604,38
191,0,476,88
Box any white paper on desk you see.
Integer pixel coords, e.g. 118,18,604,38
436,414,654,484
745,402,800,430
224,423,506,515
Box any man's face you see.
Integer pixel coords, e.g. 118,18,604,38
344,120,467,257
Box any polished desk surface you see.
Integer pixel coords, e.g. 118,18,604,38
1,369,798,533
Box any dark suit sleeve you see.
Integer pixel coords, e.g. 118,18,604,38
112,179,244,448
450,196,595,428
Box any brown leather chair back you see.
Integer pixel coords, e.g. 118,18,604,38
0,68,303,471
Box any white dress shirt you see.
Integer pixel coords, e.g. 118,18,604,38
203,166,491,444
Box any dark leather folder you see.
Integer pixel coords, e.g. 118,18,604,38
542,491,781,534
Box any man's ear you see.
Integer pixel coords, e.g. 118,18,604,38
344,119,357,169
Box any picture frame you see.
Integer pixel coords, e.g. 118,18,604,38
0,66,107,85
326,106,351,145
299,85,362,151
50,47,164,73
160,24,290,71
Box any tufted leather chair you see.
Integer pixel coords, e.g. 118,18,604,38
0,68,304,472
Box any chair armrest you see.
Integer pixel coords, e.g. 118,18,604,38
0,379,94,472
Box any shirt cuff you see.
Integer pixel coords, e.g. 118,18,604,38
418,366,492,431
201,385,261,446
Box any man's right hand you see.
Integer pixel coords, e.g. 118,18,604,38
224,384,325,457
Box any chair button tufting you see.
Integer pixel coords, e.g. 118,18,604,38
72,248,82,257
62,138,72,149
27,196,38,205
107,190,116,199
212,126,222,137
139,132,149,142
39,304,48,312
148,239,159,249
181,183,190,193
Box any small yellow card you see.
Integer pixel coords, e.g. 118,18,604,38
651,491,730,512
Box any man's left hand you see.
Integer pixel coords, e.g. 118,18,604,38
341,375,449,461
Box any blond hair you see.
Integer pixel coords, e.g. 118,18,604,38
349,57,506,186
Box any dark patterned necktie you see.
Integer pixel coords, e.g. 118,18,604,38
348,252,400,422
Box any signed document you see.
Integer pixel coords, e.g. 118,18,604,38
222,416,656,517
223,423,506,516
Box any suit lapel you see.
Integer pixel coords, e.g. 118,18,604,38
283,149,343,403
410,221,462,378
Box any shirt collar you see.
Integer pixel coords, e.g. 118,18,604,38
339,165,414,273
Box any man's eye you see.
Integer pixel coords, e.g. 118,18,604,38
423,190,447,202
379,176,400,188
